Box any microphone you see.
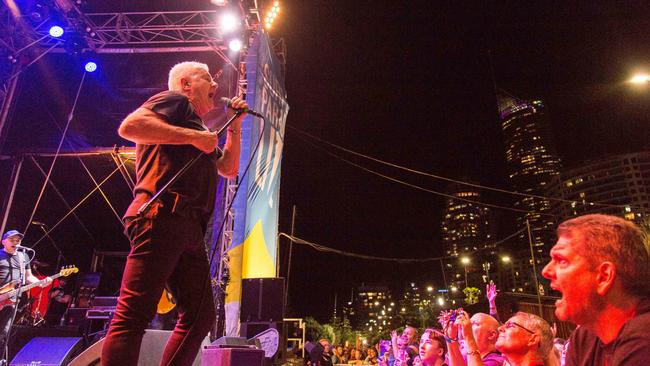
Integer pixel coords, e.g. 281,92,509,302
219,97,265,118
16,245,34,252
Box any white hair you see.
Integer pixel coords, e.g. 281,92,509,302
167,61,209,91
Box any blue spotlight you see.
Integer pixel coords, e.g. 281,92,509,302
84,61,97,73
49,25,64,38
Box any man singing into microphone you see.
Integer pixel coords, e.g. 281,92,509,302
0,230,51,362
101,62,248,366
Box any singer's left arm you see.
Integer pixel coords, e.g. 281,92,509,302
216,97,248,178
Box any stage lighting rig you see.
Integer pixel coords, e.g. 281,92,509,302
228,39,242,52
49,25,64,38
84,60,97,72
220,13,241,34
264,1,280,30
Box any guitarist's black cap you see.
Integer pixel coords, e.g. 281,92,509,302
2,230,23,241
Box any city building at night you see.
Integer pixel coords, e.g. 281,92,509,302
551,151,650,223
498,93,562,261
440,183,495,292
352,285,395,332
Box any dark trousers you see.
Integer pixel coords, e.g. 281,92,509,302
101,207,215,366
0,305,14,358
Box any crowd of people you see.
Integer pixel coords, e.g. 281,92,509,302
308,214,650,366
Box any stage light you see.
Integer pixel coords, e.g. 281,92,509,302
49,25,64,38
630,74,650,84
219,13,240,33
210,0,227,5
264,1,280,30
228,39,242,52
84,61,97,72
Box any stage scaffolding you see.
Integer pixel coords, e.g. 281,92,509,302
0,0,286,339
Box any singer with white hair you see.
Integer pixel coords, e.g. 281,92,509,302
102,61,249,366
0,230,52,363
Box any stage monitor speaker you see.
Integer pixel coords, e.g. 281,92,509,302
210,336,249,348
201,347,264,366
10,337,83,366
68,329,209,366
240,278,285,322
8,325,82,362
240,321,286,365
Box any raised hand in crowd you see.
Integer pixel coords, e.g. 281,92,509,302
550,322,557,338
438,309,460,341
486,281,501,322
486,281,498,305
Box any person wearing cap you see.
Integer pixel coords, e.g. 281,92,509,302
0,230,52,360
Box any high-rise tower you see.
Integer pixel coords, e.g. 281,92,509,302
441,183,493,290
498,93,562,259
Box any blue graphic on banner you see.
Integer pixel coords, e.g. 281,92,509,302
224,32,288,336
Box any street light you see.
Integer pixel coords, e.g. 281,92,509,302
630,74,650,84
461,256,470,287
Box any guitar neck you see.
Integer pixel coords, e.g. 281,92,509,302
13,272,64,294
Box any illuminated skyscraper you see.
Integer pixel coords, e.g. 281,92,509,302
440,183,493,290
498,93,562,259
441,183,492,257
552,151,650,222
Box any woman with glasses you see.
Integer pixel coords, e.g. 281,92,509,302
495,312,557,366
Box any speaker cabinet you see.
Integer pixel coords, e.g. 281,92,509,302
10,337,84,366
68,330,209,366
201,347,264,366
240,278,285,322
8,325,82,362
240,321,286,365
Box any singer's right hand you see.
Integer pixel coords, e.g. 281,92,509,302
193,130,218,153
225,96,249,121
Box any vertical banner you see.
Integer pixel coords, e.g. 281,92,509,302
224,31,289,336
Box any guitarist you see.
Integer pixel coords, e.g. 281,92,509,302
0,230,51,361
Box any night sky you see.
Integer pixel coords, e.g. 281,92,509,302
2,2,650,323
272,2,650,321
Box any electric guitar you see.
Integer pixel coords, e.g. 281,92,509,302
0,266,78,310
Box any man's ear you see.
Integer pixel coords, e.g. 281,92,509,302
595,261,616,295
527,333,540,349
488,329,499,343
181,77,191,91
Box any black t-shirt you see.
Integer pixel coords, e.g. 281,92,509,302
124,91,222,221
0,251,30,287
565,298,650,366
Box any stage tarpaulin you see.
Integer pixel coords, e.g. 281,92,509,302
224,31,288,336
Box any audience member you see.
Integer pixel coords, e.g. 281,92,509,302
495,312,554,366
416,329,447,366
364,347,378,365
542,214,650,365
391,331,413,366
441,309,504,366
310,338,334,366
403,326,420,359
332,345,344,364
349,348,364,365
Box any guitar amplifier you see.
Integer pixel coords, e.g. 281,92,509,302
86,296,118,320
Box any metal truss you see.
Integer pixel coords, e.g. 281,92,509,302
41,11,231,53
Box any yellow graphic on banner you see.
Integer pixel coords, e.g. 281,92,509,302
224,219,275,305
242,220,276,278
